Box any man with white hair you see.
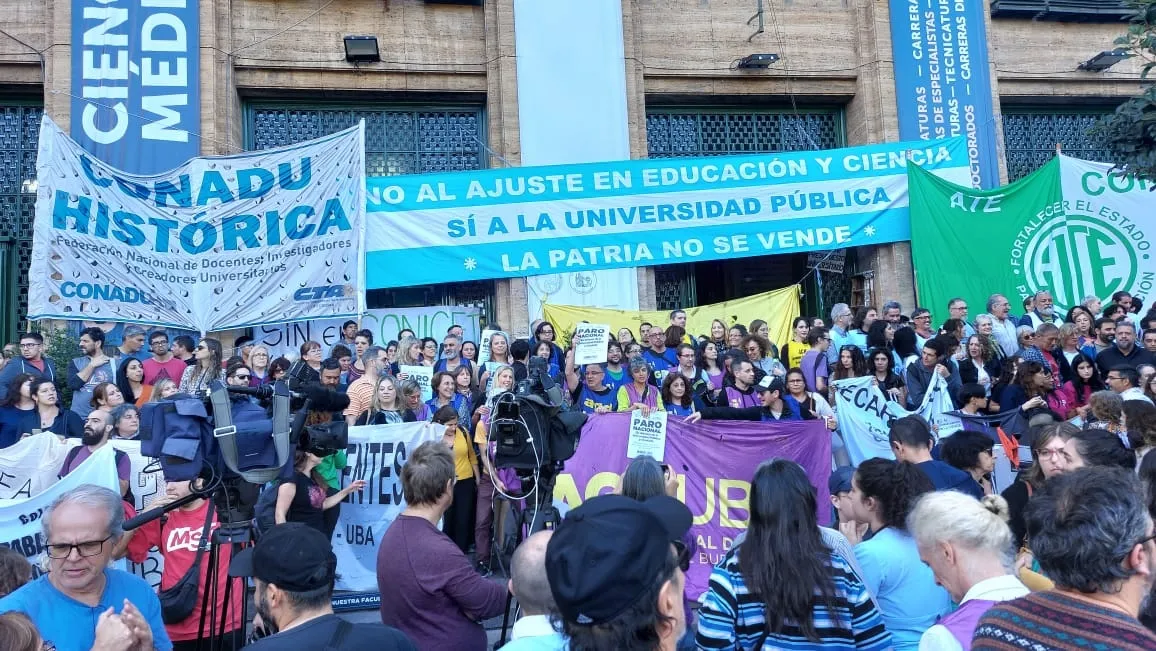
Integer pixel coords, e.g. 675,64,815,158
504,530,566,649
1018,290,1060,329
828,303,853,367
0,484,171,650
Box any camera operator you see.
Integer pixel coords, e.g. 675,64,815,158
304,359,350,539
275,445,366,538
123,479,244,651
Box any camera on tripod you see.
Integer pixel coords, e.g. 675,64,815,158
133,378,351,526
491,357,586,472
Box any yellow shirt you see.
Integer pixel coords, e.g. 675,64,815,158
451,426,477,481
784,341,811,369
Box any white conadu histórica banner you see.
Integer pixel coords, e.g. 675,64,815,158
29,116,366,332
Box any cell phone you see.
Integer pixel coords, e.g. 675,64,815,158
662,464,672,478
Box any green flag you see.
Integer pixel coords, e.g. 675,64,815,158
908,158,1063,320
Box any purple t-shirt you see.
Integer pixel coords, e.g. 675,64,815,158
60,445,131,483
377,515,506,650
800,349,829,393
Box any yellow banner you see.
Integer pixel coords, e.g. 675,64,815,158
543,285,801,351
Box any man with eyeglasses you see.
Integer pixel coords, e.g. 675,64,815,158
0,331,57,402
1096,321,1156,378
1105,366,1153,405
974,467,1156,650
911,308,935,350
142,330,188,385
0,484,171,650
947,298,976,339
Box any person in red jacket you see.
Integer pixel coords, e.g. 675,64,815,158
124,480,244,651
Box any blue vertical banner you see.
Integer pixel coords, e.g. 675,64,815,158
71,0,200,174
888,1,1000,188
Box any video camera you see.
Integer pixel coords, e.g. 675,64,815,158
491,356,586,471
134,379,350,524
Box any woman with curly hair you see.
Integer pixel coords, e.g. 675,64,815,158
847,458,950,650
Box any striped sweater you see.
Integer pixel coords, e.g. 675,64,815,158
696,546,892,650
973,590,1156,650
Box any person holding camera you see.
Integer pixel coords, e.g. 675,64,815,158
275,448,366,537
123,480,244,651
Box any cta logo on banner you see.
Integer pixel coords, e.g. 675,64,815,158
888,0,1000,189
71,0,200,175
364,137,971,288
29,117,366,333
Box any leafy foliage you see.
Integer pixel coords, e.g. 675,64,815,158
1091,1,1156,185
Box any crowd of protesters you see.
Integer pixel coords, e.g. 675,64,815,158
2,289,1156,649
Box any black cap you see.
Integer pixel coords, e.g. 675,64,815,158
829,466,855,494
546,494,692,626
754,375,784,394
228,523,336,591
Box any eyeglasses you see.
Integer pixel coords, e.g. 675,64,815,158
46,535,113,559
673,540,691,572
19,342,40,348
234,374,251,381
1037,448,1071,461
1107,375,1123,382
1136,532,1156,548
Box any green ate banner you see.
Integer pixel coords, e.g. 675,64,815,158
909,156,1155,320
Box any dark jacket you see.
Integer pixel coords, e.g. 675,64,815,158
1096,345,1156,377
905,360,962,410
958,357,1002,387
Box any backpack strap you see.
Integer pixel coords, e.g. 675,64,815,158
325,619,354,650
60,445,82,479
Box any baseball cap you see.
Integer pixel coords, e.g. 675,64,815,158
829,466,855,494
229,523,336,591
546,494,691,626
754,376,784,394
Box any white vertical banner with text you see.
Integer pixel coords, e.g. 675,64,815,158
333,422,441,592
573,323,610,365
400,366,434,402
626,410,668,462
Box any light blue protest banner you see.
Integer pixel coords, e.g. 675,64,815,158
29,116,367,333
365,137,971,289
888,0,1000,188
71,0,200,175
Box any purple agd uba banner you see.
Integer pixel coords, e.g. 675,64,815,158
554,413,832,599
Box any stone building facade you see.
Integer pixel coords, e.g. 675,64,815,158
0,0,1144,339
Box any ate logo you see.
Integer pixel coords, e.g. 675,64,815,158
165,523,218,553
1015,215,1141,313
